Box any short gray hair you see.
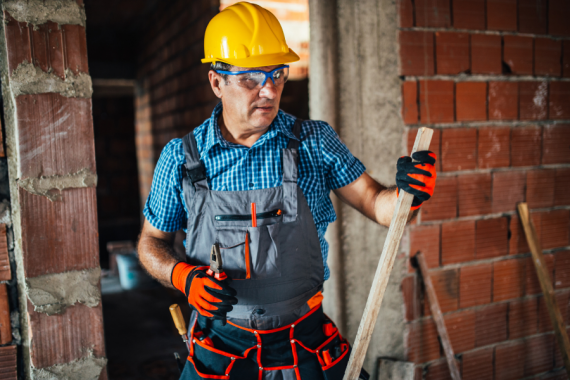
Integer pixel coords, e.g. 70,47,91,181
211,62,233,83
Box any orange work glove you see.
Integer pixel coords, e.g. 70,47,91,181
395,151,437,211
171,262,238,325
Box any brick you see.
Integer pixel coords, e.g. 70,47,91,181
491,171,526,213
509,213,542,255
424,359,452,380
407,128,442,171
524,334,555,376
0,284,10,345
535,38,562,77
487,0,517,31
419,80,455,124
62,24,89,75
503,36,534,75
511,126,542,166
459,263,492,308
549,82,570,120
410,225,441,268
495,340,525,380
539,292,569,332
398,0,414,27
549,0,570,37
493,258,525,302
458,173,492,217
415,0,451,27
3,12,32,74
461,347,493,380
420,176,457,221
471,34,502,74
543,125,570,165
441,128,476,171
488,82,518,120
442,221,475,265
0,345,17,380
476,217,509,259
475,303,508,347
424,269,459,314
564,41,570,78
540,209,570,250
0,225,11,281
456,82,486,121
555,169,570,206
453,0,485,30
435,32,470,75
526,254,554,295
519,82,548,121
508,297,538,339
555,251,570,289
402,81,418,124
526,169,556,209
407,319,441,363
444,310,476,353
518,0,548,34
403,275,421,321
31,23,49,73
477,126,510,168
399,31,435,76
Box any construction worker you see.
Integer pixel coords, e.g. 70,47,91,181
138,2,437,379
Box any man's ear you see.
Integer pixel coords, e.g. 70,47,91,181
208,70,223,99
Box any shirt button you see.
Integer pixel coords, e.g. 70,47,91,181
249,183,254,188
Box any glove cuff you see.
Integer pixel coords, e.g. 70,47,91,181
171,262,196,293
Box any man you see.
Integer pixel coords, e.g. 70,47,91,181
138,2,436,379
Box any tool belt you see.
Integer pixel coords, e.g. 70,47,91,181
183,304,351,380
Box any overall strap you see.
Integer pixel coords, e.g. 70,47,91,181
282,119,302,223
182,132,209,191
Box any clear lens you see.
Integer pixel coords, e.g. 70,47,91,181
229,67,289,90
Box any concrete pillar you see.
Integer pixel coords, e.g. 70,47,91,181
309,0,406,375
0,1,106,378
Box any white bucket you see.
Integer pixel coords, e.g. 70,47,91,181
115,253,155,290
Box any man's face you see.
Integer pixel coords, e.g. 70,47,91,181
209,65,286,130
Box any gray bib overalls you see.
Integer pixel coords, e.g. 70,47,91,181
179,119,359,380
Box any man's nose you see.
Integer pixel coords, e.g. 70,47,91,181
259,78,277,99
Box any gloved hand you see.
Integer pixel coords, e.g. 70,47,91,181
171,262,238,325
396,151,437,211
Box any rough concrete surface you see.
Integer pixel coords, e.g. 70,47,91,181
308,0,406,376
3,0,86,27
10,63,93,98
32,352,107,380
0,199,11,226
377,358,415,380
26,268,101,315
18,167,97,202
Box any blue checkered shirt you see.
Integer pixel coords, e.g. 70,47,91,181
143,103,366,280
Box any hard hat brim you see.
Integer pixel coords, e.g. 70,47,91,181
201,48,300,68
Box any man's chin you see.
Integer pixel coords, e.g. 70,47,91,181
250,110,278,128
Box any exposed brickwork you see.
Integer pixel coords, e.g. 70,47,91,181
0,225,11,281
0,345,17,380
399,0,570,376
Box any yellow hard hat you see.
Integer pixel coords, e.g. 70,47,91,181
201,2,300,68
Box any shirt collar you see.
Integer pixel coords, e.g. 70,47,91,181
202,103,299,155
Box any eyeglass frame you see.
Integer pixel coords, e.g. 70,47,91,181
214,65,290,88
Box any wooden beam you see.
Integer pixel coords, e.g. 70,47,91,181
343,127,433,380
517,202,570,378
416,252,461,380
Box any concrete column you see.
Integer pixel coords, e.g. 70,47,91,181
310,0,407,375
0,1,106,378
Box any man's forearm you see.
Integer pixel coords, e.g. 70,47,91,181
138,233,181,288
373,186,418,226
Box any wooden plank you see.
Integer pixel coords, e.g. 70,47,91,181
517,202,570,378
343,127,433,380
416,252,461,380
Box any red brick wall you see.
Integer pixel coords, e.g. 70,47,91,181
399,0,570,378
135,0,220,205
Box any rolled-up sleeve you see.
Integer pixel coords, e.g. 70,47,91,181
320,123,366,190
143,139,187,232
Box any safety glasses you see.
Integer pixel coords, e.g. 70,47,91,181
215,65,289,90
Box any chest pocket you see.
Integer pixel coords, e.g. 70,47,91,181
214,211,282,280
